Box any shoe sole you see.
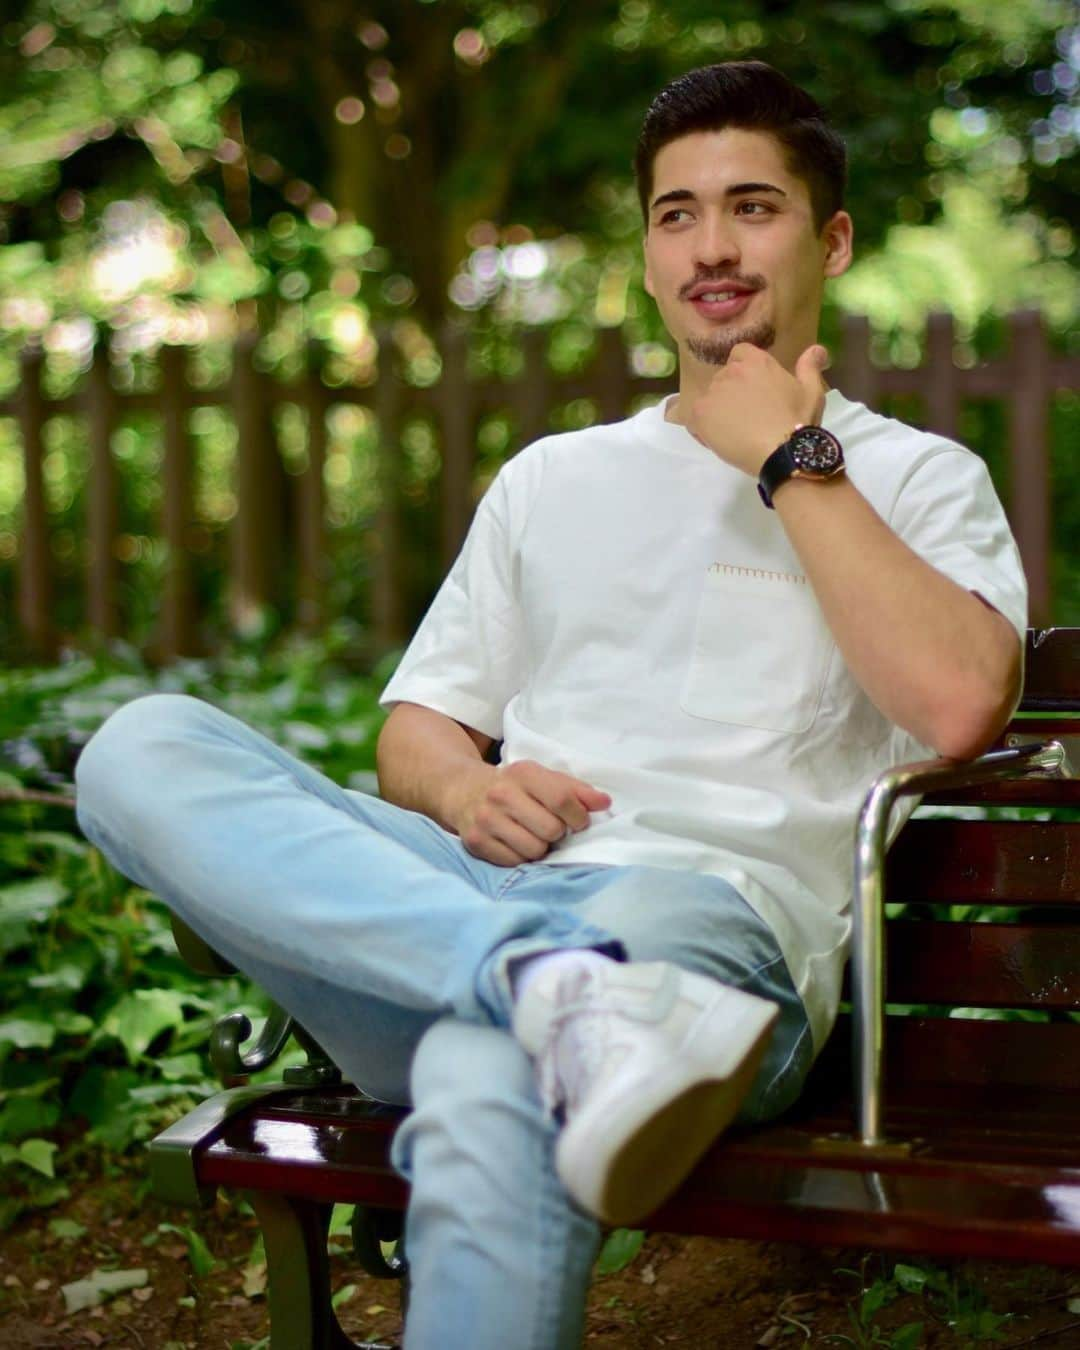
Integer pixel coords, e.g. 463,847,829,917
556,992,778,1226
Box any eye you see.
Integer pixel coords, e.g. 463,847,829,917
735,201,772,216
658,207,691,225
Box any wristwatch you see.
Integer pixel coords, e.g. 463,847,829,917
757,425,846,509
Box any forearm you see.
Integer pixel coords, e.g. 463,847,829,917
376,702,495,832
772,474,1022,758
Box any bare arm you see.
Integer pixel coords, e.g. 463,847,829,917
772,473,1022,759
377,702,611,866
683,344,1023,760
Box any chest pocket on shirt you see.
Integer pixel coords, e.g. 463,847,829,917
681,563,834,734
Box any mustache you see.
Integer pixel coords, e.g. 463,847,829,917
679,272,766,299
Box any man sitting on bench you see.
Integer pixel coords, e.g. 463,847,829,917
75,60,1027,1350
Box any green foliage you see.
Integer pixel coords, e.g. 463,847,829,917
0,632,390,1228
595,1227,646,1275
157,1220,219,1277
831,1256,1014,1348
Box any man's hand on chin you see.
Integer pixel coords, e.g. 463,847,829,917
684,343,830,477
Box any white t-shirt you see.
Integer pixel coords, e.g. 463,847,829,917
380,389,1029,1050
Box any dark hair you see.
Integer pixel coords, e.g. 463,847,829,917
634,62,847,233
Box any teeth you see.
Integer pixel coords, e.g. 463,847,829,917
700,291,738,302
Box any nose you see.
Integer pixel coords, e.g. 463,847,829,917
694,210,740,270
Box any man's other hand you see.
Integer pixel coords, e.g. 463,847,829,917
452,760,612,867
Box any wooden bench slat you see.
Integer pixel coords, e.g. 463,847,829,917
652,1152,1080,1266
1018,629,1080,707
880,920,1080,1009
886,820,1080,903
813,1015,1080,1094
922,778,1080,805
200,1110,407,1209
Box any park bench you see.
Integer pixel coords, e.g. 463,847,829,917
148,626,1080,1350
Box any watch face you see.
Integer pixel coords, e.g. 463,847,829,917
790,426,842,474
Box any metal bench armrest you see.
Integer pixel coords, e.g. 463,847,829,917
170,914,341,1087
851,738,1068,1146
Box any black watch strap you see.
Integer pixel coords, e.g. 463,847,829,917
757,444,797,510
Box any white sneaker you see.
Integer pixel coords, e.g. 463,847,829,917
512,959,779,1225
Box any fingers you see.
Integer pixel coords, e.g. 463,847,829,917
459,761,611,866
503,761,611,833
795,344,829,415
460,810,551,865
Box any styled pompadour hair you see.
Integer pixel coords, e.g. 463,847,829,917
634,61,847,233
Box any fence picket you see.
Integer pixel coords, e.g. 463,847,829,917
230,332,279,636
160,343,197,660
15,348,52,659
86,342,119,642
373,326,406,649
1009,310,1052,626
297,341,327,635
438,321,474,572
925,312,960,442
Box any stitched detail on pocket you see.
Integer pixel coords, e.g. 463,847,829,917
680,562,834,734
707,562,811,584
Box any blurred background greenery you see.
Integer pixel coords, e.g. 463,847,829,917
0,0,1078,659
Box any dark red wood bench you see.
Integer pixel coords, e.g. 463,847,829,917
149,626,1080,1350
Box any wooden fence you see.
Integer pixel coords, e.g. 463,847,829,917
3,310,1077,662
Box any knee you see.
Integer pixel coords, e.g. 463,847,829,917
394,1018,544,1180
410,1017,536,1115
75,693,217,827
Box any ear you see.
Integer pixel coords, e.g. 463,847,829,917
821,210,854,279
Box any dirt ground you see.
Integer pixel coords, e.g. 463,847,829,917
4,1161,1080,1349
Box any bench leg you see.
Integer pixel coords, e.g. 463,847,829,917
244,1190,400,1350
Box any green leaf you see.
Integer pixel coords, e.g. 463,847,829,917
48,1217,87,1241
0,1017,56,1051
861,1279,891,1319
156,1052,204,1081
53,1011,94,1036
68,1064,141,1129
28,963,93,993
894,1263,930,1294
891,1323,925,1350
158,1222,218,1277
0,878,68,952
101,988,189,1061
594,1227,645,1275
19,1179,68,1212
0,1097,60,1141
17,1137,57,1177
22,831,90,858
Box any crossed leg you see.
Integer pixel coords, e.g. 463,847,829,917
75,693,811,1348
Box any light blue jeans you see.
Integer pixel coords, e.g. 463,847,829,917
74,694,813,1350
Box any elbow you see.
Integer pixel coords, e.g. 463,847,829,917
929,668,1022,763
932,716,1005,763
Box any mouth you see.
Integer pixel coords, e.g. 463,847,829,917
686,284,758,322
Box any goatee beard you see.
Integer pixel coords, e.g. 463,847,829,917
687,320,777,366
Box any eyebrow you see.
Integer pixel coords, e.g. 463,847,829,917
649,182,788,212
